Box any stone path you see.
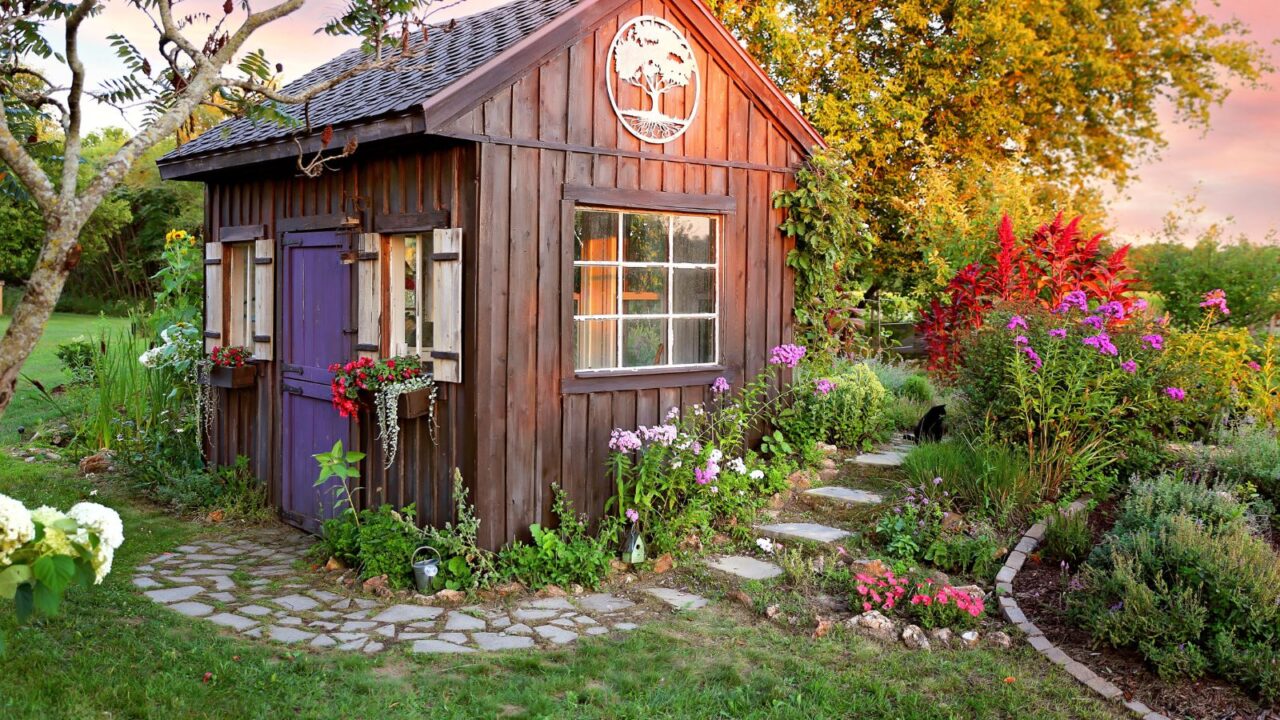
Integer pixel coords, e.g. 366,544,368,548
705,555,783,580
754,521,852,544
134,527,668,655
804,486,883,506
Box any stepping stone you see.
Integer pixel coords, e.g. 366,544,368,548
804,486,884,506
444,612,487,631
574,594,635,614
503,623,533,636
238,604,272,617
374,625,396,638
491,616,512,629
534,625,578,644
344,610,372,620
572,615,599,626
754,522,851,544
437,632,469,644
132,576,160,589
512,608,559,622
332,632,368,643
308,590,345,603
340,620,378,632
340,637,368,651
207,592,236,603
370,604,443,624
522,597,574,611
272,594,318,612
474,632,535,651
277,616,303,626
268,626,315,644
363,642,385,654
207,613,258,632
644,588,709,610
706,555,783,580
311,635,337,648
614,623,638,631
848,450,905,467
145,586,204,604
585,626,609,636
310,621,339,631
412,639,475,654
170,601,214,617
399,632,431,640
208,576,236,591
313,610,340,619
176,545,201,553
353,599,379,610
549,618,577,628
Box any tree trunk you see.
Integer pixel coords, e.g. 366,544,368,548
0,220,82,419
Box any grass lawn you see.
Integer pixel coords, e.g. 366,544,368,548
0,312,132,439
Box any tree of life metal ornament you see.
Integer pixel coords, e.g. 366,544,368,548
606,16,701,144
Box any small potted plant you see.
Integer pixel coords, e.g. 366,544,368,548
204,345,256,388
329,355,435,466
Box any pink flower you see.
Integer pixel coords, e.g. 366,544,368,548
1247,361,1262,372
863,602,872,612
1082,332,1118,356
1134,298,1149,312
1199,289,1230,316
1121,360,1137,373
1007,315,1028,331
1014,335,1029,345
1165,386,1186,401
1048,328,1068,339
1021,345,1042,370
768,344,807,368
1140,334,1164,351
814,378,835,396
710,376,731,394
608,429,642,452
625,508,639,523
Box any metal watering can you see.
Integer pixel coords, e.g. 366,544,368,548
412,545,441,593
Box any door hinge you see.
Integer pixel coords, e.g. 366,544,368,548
281,236,304,247
282,363,303,374
282,383,303,395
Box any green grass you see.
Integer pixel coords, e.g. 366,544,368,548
0,312,132,438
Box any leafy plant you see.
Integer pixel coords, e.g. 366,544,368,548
54,337,97,385
923,530,1004,581
1041,511,1091,566
356,504,423,589
313,440,365,524
317,511,360,568
902,439,1033,523
422,471,496,591
498,487,614,590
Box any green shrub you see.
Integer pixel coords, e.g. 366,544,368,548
55,337,97,385
923,529,1004,580
1070,474,1280,702
1195,425,1280,507
883,395,929,433
899,374,934,404
776,360,889,451
902,439,1033,523
422,471,496,591
356,504,423,589
317,511,360,567
1041,511,1091,565
864,357,916,395
498,487,614,590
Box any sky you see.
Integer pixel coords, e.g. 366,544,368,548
57,0,1280,245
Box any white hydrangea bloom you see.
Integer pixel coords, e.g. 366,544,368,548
30,505,66,526
0,493,35,566
727,457,748,475
139,347,163,368
756,537,774,554
68,503,124,550
749,469,765,480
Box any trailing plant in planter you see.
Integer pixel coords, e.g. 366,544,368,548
328,355,435,467
209,345,250,368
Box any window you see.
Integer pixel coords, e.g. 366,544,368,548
388,234,433,357
572,208,718,371
224,243,256,349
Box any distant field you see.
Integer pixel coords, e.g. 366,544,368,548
0,313,132,439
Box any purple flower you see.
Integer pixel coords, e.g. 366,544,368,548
1007,315,1028,331
1048,328,1068,339
1097,301,1126,320
769,344,807,368
609,429,642,452
1021,345,1043,370
1014,335,1029,345
1247,361,1262,372
1199,289,1230,316
1056,290,1089,313
710,376,731,394
1081,314,1105,330
1082,332,1118,356
625,508,639,523
637,424,677,446
814,378,835,396
1121,360,1137,373
1140,334,1164,351
1133,298,1149,312
1165,386,1186,401
932,477,943,485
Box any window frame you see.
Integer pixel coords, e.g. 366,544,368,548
558,186,737,394
222,241,257,351
386,233,433,360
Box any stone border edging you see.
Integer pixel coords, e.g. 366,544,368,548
996,500,1170,720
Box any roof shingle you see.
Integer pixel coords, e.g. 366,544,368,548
161,0,578,163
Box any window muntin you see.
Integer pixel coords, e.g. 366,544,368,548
388,234,432,358
572,208,718,372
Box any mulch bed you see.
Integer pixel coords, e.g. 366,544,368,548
1014,501,1279,720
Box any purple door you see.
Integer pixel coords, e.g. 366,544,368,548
280,230,352,533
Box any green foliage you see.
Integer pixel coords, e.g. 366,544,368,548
152,456,269,521
54,337,96,385
422,471,496,591
1191,425,1280,507
923,530,1004,581
355,505,423,589
898,374,933,405
317,511,360,568
498,488,614,591
1133,237,1280,329
776,360,888,452
902,439,1033,524
1041,512,1091,566
313,440,366,522
1070,473,1280,702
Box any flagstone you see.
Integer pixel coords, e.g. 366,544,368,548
754,522,851,544
370,604,443,624
145,586,204,603
171,601,214,617
444,612,487,631
272,594,318,612
412,639,474,654
474,632,535,651
705,555,784,580
574,594,635,614
534,625,578,644
804,486,884,506
207,613,258,632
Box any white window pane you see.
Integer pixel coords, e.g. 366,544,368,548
622,267,667,315
574,318,617,370
574,266,618,316
403,236,418,351
575,211,618,262
673,268,715,314
622,318,667,367
623,213,668,262
673,318,715,365
673,216,715,264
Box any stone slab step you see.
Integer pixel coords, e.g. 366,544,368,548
705,555,783,580
754,522,852,544
804,486,884,506
644,587,709,610
846,450,906,467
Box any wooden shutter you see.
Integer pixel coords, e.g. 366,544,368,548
252,237,274,360
204,241,223,353
356,232,382,360
431,228,463,383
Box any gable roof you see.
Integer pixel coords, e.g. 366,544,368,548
158,0,822,179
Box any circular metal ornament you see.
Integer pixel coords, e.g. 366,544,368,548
606,15,701,144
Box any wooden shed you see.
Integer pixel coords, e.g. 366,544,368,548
157,0,823,549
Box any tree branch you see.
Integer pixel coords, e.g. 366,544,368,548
215,55,402,105
59,0,96,203
0,95,57,216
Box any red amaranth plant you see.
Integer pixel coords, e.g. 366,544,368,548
919,213,1137,373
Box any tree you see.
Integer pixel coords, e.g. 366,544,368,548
0,0,452,419
708,0,1271,291
611,17,697,140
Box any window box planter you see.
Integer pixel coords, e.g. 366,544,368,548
357,386,435,420
202,364,257,389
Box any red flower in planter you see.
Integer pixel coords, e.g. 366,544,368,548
328,355,429,420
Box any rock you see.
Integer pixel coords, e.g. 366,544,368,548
848,558,890,577
820,457,837,471
370,604,443,624
206,509,225,523
768,492,788,510
536,584,568,598
324,556,346,572
986,631,1012,649
651,554,675,574
78,450,112,475
643,587,708,610
958,630,980,649
430,589,466,605
144,586,204,604
812,617,834,639
574,593,635,614
206,613,259,632
952,585,985,602
726,590,753,608
412,639,475,654
474,632,535,651
941,511,965,531
764,605,781,619
362,574,391,596
850,610,897,643
443,611,487,631
495,581,525,597
272,594,318,612
609,559,630,573
817,468,839,483
929,628,954,648
816,442,839,455
901,624,931,650
523,597,574,610
268,626,315,644
533,624,578,645
678,534,702,552
786,470,814,490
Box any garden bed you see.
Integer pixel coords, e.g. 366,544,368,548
1014,502,1277,719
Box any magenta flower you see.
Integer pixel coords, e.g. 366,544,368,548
710,376,731,394
1133,298,1149,312
768,344,807,368
1082,332,1118,356
1199,289,1230,316
1014,335,1029,345
1247,361,1262,372
1007,315,1028,331
1049,328,1068,339
1165,387,1186,401
1056,290,1089,313
1097,301,1126,320
1140,334,1164,351
1121,360,1137,373
625,508,639,523
1021,345,1042,371
1081,314,1105,330
814,378,835,396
